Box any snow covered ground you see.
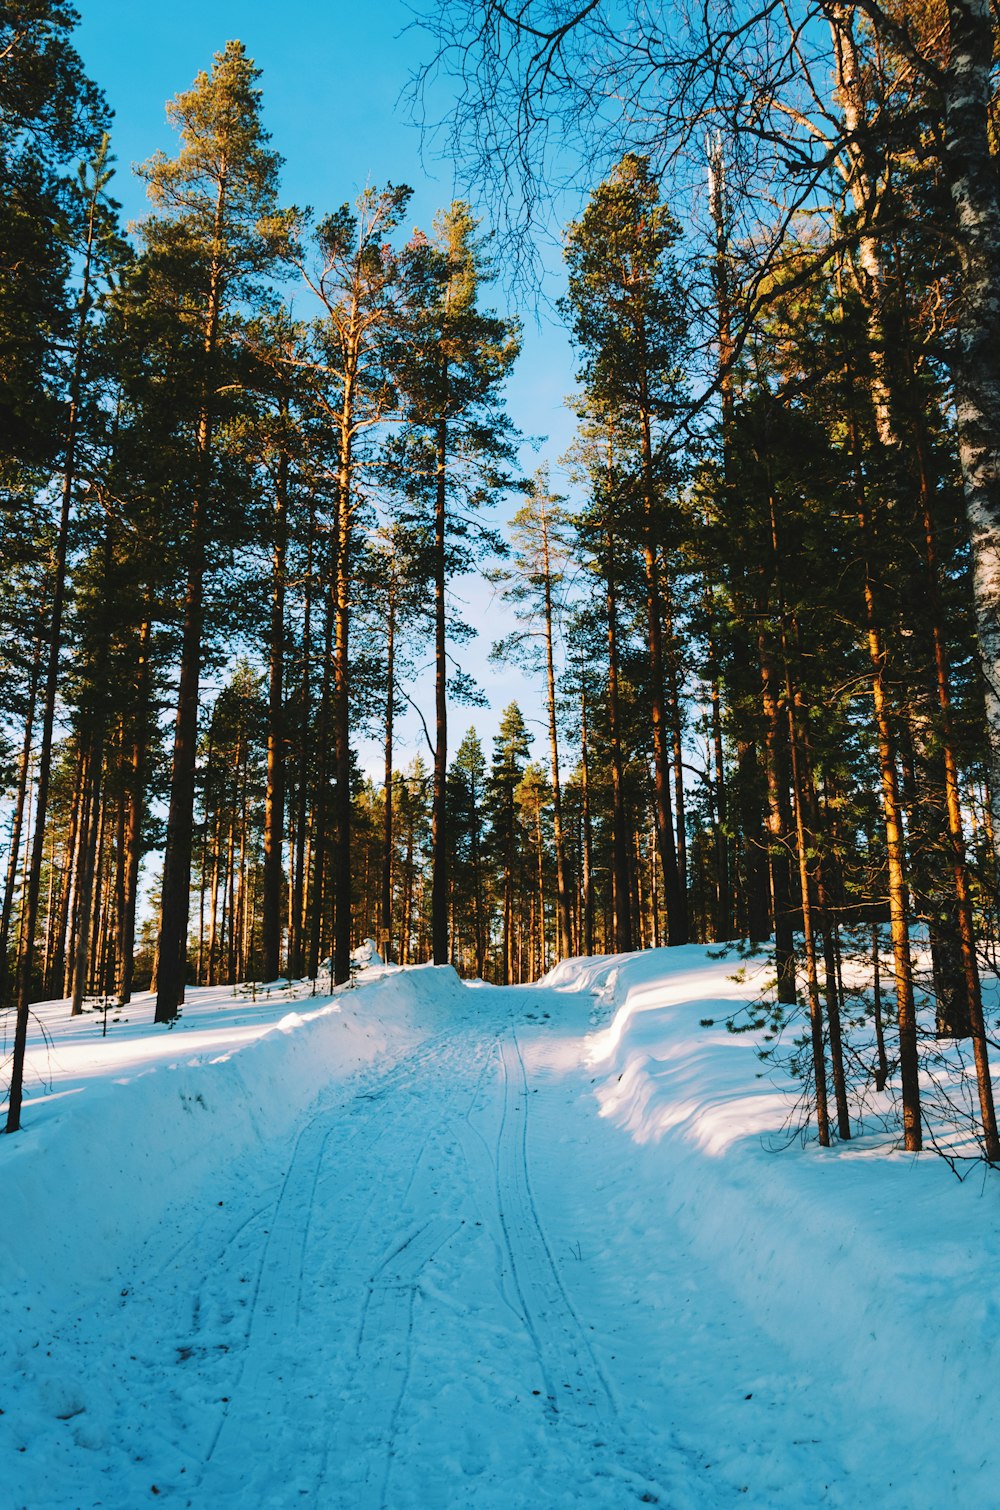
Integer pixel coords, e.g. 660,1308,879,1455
2,946,998,1508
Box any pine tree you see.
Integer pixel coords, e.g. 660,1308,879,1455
564,154,690,945
564,403,642,953
5,128,121,1131
486,703,532,983
292,182,413,983
397,203,520,967
449,728,488,976
0,0,108,468
136,41,285,1022
359,521,427,965
493,466,574,961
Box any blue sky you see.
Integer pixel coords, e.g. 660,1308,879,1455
76,0,582,770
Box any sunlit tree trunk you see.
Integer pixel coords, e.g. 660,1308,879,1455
261,430,288,981
431,416,449,966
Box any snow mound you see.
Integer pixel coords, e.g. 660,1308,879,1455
352,937,383,968
0,966,467,1292
547,945,1000,1494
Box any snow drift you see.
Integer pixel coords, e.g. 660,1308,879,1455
544,946,1000,1498
0,964,468,1290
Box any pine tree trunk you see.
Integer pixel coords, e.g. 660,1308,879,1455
736,738,770,944
70,733,104,1016
503,797,516,983
938,0,1000,897
707,140,736,945
807,792,850,1140
236,740,250,980
118,615,151,1004
605,520,633,953
640,408,686,945
431,416,449,966
380,582,396,963
872,921,889,1092
830,17,987,1064
634,827,647,949
758,634,797,1004
661,563,688,913
227,739,245,984
819,905,851,1140
71,517,115,1016
110,774,127,998
0,625,42,1005
63,747,91,1001
41,822,57,996
85,783,108,1001
15,764,37,970
223,768,238,984
331,367,355,987
402,819,414,966
99,794,119,1000
6,184,100,1129
155,177,228,1023
897,309,994,1135
307,575,334,981
854,479,923,1152
471,786,486,978
784,659,831,1148
261,437,288,981
156,511,205,1011
706,604,732,941
196,737,211,988
580,668,595,956
535,805,545,975
289,509,315,979
206,807,222,988
48,747,83,1001
764,479,830,1145
155,485,208,1014
648,819,660,948
540,504,573,959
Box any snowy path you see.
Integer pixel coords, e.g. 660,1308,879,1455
119,991,862,1506
180,1002,661,1509
164,992,698,1510
4,963,993,1508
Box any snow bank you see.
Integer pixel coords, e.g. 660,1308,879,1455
544,945,1000,1492
0,964,468,1292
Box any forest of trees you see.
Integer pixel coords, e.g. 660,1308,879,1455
4,1,1000,1159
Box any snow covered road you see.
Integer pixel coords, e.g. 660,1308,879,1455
3,955,999,1507
175,998,671,1509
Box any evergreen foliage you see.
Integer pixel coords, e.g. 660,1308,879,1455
6,9,1000,1165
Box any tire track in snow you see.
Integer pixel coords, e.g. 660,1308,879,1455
190,1026,483,1497
198,1101,339,1489
313,1034,500,1506
492,1021,675,1506
192,1024,494,1506
495,1031,616,1422
326,1216,463,1509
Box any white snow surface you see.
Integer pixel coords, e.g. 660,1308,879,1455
2,946,998,1508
